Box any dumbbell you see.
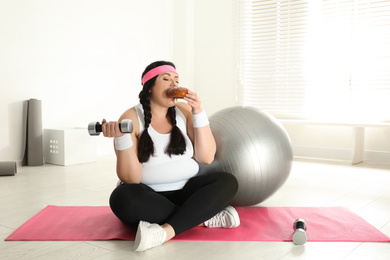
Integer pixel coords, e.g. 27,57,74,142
88,119,133,136
292,219,307,245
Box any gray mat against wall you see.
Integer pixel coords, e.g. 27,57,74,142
0,161,17,176
23,99,44,166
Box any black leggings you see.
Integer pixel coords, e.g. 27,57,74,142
109,172,238,235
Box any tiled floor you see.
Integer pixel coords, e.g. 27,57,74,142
1,156,389,259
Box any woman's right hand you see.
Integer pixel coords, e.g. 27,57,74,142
101,119,124,138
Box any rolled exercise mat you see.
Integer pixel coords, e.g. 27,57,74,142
24,99,44,166
22,100,28,165
0,161,17,176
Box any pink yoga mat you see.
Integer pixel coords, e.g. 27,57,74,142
5,206,390,242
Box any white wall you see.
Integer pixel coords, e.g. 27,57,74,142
172,0,237,114
193,0,237,114
0,0,174,161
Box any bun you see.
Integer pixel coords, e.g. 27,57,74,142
167,87,189,98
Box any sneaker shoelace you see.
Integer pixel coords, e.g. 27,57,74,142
148,225,166,247
207,210,230,227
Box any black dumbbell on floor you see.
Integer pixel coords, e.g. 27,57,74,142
88,119,133,136
292,219,307,245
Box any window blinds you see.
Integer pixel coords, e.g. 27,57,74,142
236,0,390,121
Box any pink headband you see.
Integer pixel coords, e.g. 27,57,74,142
142,65,178,85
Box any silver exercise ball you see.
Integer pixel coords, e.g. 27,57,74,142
199,106,293,206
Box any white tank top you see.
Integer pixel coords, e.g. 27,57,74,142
135,104,199,191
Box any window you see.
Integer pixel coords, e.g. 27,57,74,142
236,0,390,122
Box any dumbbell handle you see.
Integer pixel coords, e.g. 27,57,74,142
88,119,133,136
295,221,306,231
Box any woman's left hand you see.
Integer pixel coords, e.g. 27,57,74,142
184,90,203,114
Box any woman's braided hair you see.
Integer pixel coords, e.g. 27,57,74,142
137,61,186,163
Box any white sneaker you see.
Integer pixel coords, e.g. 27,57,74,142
134,221,167,252
204,206,240,228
